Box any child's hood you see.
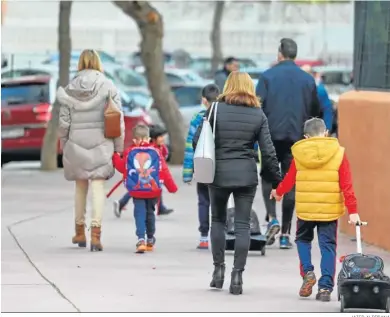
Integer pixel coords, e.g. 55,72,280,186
292,137,341,169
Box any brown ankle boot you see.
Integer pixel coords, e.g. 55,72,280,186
90,227,103,251
72,224,86,247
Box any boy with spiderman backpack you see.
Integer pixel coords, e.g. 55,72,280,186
112,124,178,253
113,124,173,217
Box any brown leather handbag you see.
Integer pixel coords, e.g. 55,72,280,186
104,90,121,139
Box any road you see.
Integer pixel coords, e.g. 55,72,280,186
2,162,389,312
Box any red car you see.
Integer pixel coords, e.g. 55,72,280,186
1,75,152,167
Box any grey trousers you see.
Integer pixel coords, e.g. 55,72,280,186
209,185,257,271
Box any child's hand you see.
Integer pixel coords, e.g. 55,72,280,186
270,189,283,202
349,213,361,225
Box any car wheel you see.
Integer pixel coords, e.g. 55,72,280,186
1,155,12,168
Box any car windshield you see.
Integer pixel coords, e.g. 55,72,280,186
1,82,50,105
171,86,202,107
113,68,147,87
183,71,204,83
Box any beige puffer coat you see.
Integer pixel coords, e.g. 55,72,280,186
57,69,124,181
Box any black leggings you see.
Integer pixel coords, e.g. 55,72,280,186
261,140,295,234
209,185,257,271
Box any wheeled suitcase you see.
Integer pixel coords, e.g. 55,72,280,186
225,195,267,255
337,222,390,312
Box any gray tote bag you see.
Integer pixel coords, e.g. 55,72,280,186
193,102,218,184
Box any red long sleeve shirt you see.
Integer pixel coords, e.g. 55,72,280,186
112,142,178,194
276,154,357,214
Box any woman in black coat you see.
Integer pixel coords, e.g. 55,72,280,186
193,71,281,295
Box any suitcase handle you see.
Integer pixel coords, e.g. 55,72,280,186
348,221,367,254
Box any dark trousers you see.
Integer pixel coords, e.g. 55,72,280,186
158,195,167,211
119,192,131,209
197,183,210,237
133,198,157,240
296,219,338,292
209,185,257,271
261,140,295,234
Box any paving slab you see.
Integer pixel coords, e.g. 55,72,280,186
2,162,390,312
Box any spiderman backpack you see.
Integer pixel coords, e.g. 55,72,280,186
125,146,162,199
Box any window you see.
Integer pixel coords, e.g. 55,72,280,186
166,74,186,85
354,1,390,90
1,82,50,105
172,86,202,107
114,69,147,87
321,71,352,86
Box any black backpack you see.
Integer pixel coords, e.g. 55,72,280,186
226,207,262,235
338,253,389,282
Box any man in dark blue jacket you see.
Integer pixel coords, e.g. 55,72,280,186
256,38,321,250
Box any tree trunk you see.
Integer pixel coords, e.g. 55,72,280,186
40,1,72,171
113,1,185,164
210,1,225,75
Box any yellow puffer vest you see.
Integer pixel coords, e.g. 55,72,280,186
292,137,345,222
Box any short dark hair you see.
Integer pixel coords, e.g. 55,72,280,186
224,56,238,65
304,118,326,137
278,38,298,60
149,124,167,140
202,84,220,102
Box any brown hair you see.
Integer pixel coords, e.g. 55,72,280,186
217,71,260,107
132,124,150,140
78,49,103,73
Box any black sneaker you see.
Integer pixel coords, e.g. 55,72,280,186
159,208,174,216
316,289,331,302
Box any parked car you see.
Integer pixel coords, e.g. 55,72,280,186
129,51,174,69
240,67,268,80
148,83,204,136
1,73,152,167
42,50,120,65
135,66,208,86
103,63,148,89
190,57,258,79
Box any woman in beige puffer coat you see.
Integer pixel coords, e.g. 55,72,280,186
57,49,124,252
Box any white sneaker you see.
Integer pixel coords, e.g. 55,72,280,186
113,200,121,218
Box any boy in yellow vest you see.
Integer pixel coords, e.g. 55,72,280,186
270,118,360,302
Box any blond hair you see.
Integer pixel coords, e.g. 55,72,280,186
78,49,103,73
217,71,260,107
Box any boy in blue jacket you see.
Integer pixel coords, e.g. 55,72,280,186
182,83,220,249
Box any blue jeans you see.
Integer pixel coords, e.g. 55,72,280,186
197,183,210,237
133,198,157,240
295,219,337,292
119,192,131,210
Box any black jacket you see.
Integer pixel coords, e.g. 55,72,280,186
256,60,321,142
192,102,282,188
